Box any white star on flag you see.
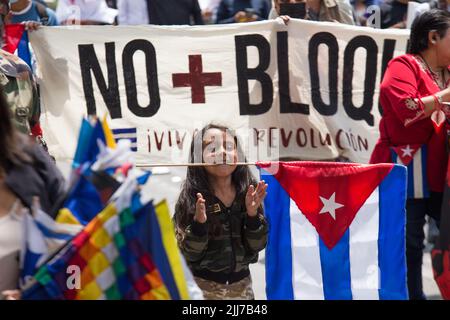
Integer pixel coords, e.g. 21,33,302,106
401,145,414,158
319,192,344,220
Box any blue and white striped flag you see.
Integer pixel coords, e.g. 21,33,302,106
20,204,82,288
112,128,137,152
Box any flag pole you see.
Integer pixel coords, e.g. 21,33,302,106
136,162,258,168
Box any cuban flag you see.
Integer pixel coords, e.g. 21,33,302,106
390,144,429,199
4,24,32,68
258,161,408,300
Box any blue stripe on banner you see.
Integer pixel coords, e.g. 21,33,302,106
421,146,429,198
114,137,137,144
112,128,137,151
319,231,352,300
112,128,137,134
35,222,74,241
378,164,408,300
261,170,294,300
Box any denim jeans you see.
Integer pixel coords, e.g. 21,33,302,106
406,192,442,300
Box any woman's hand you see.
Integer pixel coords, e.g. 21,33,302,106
22,21,41,31
1,290,21,300
194,193,207,223
234,11,246,22
442,103,450,118
278,15,290,25
441,87,450,118
245,181,268,217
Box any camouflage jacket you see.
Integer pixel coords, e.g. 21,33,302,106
0,49,40,135
175,193,268,283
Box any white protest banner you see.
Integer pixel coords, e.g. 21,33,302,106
30,20,409,164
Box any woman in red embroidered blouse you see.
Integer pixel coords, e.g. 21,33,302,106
370,9,450,300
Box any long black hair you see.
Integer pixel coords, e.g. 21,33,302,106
174,124,256,230
409,9,450,54
0,85,31,172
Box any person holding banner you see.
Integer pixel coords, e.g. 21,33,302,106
116,0,148,25
269,0,355,25
370,9,450,300
145,0,204,25
174,124,268,300
8,0,58,26
56,0,118,25
216,0,271,24
0,0,44,139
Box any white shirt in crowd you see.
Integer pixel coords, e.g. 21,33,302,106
198,0,221,11
0,202,24,293
56,0,118,25
117,0,149,25
198,0,221,22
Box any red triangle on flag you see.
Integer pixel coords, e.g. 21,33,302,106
258,161,393,249
391,144,422,166
4,24,25,54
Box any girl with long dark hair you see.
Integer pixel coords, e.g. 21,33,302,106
174,124,268,299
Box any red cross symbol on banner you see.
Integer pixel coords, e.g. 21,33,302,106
172,54,222,104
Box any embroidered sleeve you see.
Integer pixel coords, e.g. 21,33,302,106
403,98,426,127
380,57,425,127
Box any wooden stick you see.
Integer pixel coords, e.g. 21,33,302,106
136,162,257,168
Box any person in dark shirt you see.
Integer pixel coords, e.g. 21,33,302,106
380,0,439,29
105,0,117,8
216,0,270,24
146,0,204,25
9,0,58,26
379,0,409,28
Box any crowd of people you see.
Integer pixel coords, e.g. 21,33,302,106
2,0,449,27
0,0,449,301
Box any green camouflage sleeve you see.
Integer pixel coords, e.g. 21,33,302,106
179,220,209,263
0,50,41,134
243,213,268,253
29,77,40,129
